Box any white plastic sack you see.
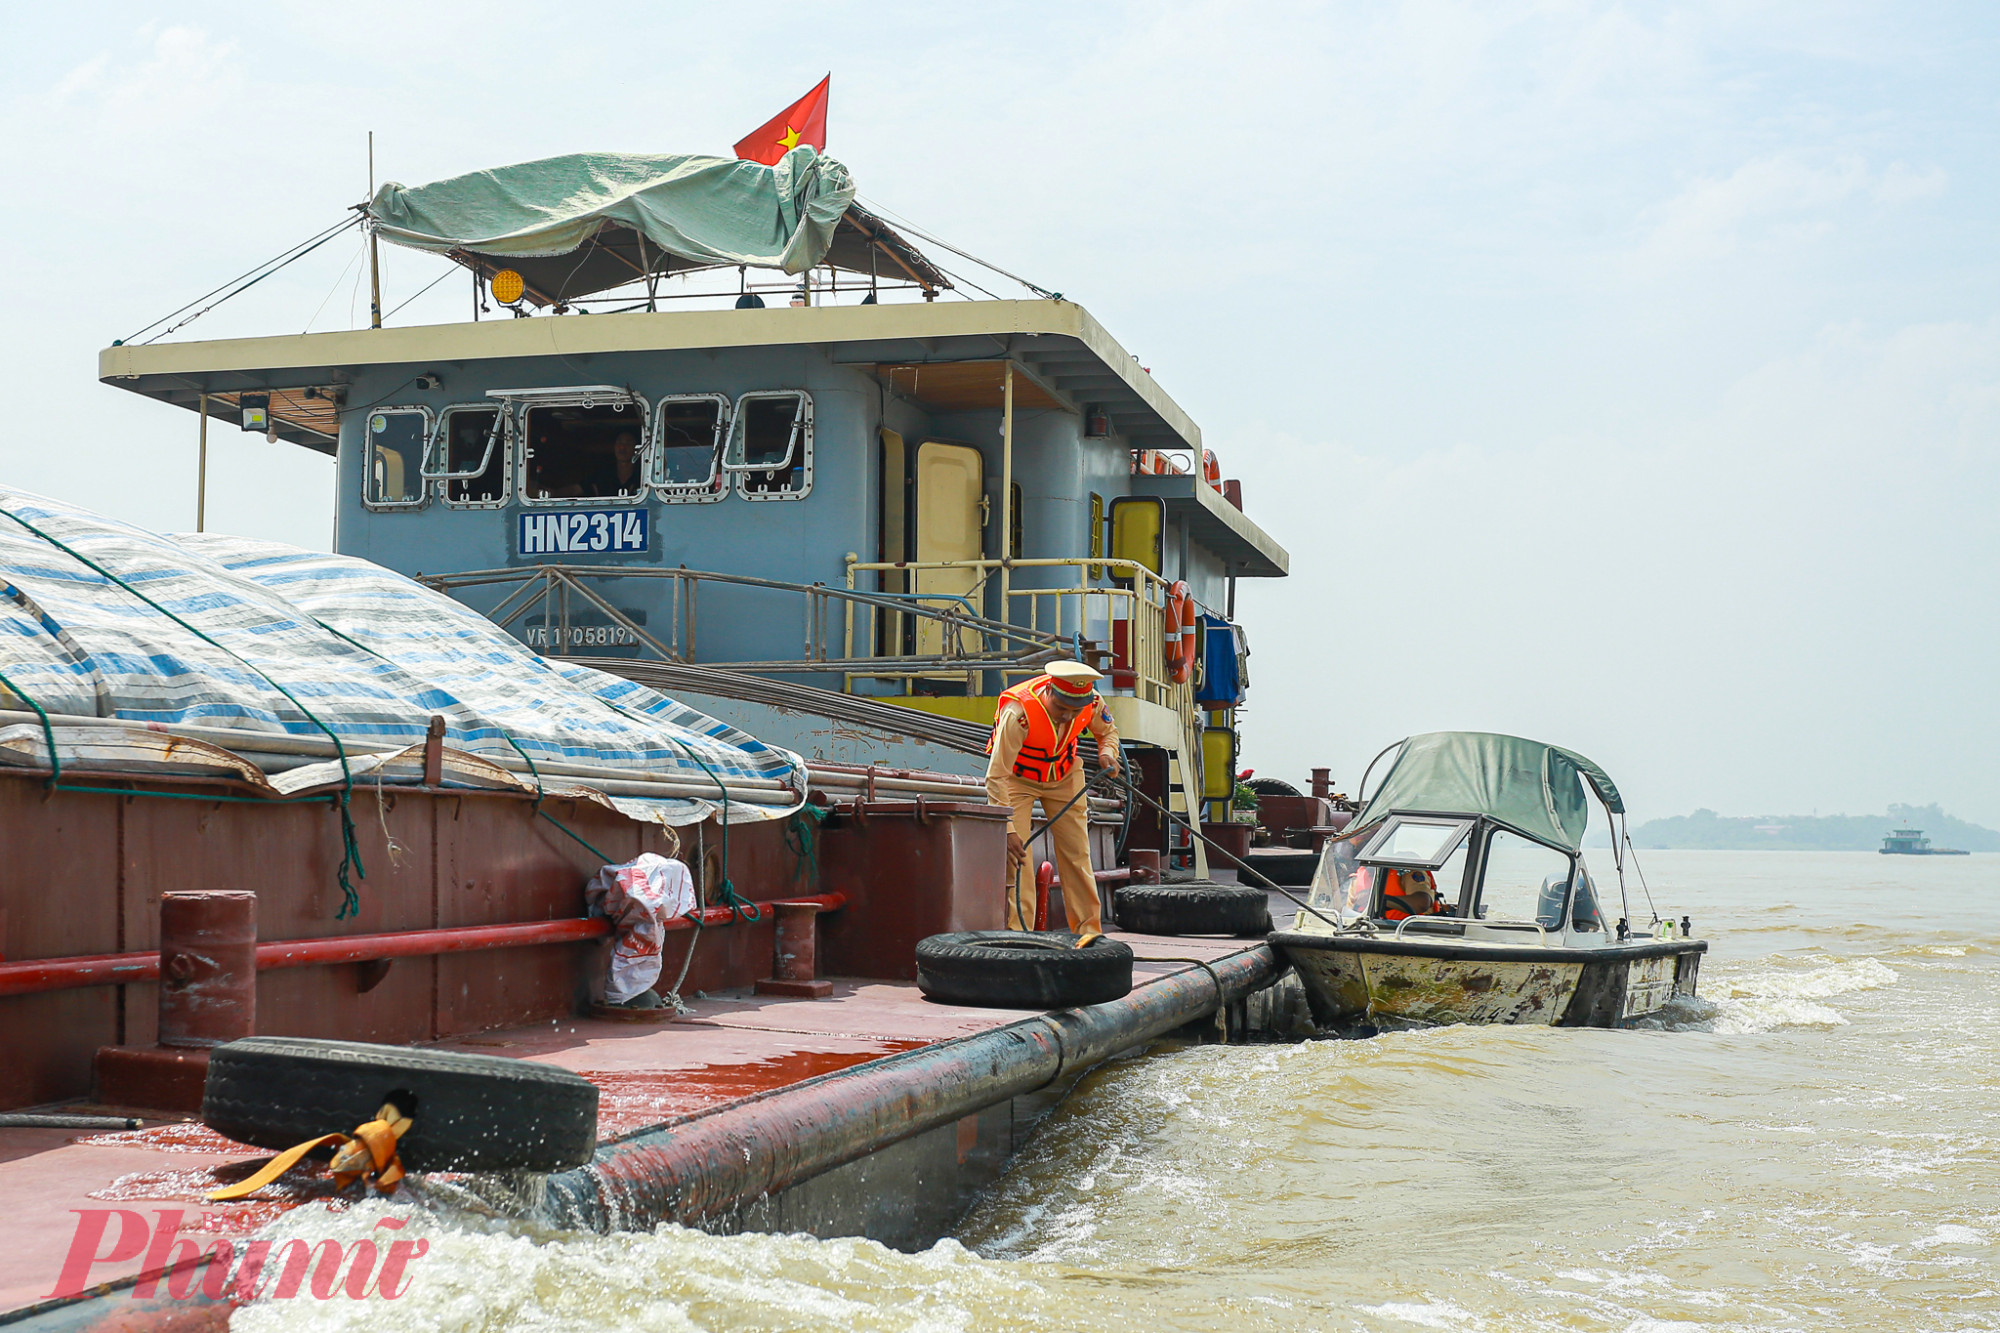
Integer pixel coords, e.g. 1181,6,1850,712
584,853,698,1003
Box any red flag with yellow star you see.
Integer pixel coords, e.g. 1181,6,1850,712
734,76,830,166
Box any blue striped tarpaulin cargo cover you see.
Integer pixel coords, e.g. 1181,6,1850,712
0,487,805,826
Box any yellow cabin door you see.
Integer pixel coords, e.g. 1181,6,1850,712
912,441,984,661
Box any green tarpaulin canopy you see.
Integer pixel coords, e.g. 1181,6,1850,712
366,147,947,306
1356,731,1624,852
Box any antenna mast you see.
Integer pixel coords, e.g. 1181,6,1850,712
367,132,382,329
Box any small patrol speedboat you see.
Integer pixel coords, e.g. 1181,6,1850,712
1270,732,1705,1031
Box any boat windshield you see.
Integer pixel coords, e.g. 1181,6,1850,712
1308,829,1370,921
1309,826,1471,923
1477,830,1574,928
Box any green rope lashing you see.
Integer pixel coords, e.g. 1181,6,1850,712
541,673,815,921
33,784,311,806
0,663,60,790
0,668,359,810
298,609,614,880
786,804,827,889
494,726,620,864
538,807,616,865
0,505,368,917
669,738,761,923
5,569,658,899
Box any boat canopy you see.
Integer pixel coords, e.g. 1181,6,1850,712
1356,731,1624,853
366,146,950,306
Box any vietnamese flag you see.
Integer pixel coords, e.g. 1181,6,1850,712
734,76,831,166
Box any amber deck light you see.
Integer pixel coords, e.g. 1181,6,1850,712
490,268,526,305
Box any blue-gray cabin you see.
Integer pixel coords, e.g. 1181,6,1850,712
100,299,1288,809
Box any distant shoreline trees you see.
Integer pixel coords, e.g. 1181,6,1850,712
1598,803,1998,851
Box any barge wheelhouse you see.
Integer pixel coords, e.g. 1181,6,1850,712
99,147,1289,872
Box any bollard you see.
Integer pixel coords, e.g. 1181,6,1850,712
99,889,258,1108
1311,768,1331,801
1034,861,1055,932
1128,849,1162,885
158,889,258,1048
422,713,447,787
756,902,832,999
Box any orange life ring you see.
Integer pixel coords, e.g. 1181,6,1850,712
1165,581,1197,684
1202,449,1222,489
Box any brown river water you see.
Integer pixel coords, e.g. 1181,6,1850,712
239,851,1998,1331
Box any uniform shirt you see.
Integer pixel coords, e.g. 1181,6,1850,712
985,690,1120,800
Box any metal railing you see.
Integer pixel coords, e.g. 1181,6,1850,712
1419,918,1553,946
419,564,1064,676
419,558,1196,733
843,556,1184,709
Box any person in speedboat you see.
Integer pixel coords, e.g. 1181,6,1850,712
1380,867,1452,921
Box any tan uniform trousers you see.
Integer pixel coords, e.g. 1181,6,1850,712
993,767,1101,936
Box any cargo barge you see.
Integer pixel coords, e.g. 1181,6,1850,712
1,139,1305,1325
1879,827,1969,855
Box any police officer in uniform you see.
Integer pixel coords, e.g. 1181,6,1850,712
984,660,1122,937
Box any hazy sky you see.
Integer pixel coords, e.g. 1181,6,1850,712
2,3,1994,824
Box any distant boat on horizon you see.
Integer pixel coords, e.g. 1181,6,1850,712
1879,827,1970,856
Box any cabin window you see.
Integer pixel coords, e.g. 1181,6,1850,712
725,391,813,500
1477,831,1572,929
362,407,431,509
1358,815,1474,869
1432,842,1472,913
520,400,649,504
651,394,729,503
430,405,510,507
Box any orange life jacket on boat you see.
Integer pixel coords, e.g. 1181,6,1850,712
1381,868,1448,921
987,676,1098,783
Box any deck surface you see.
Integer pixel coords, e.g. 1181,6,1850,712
0,930,1257,1314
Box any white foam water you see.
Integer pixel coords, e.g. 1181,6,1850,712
1693,955,1899,1033
1718,956,1899,1001
230,1199,1128,1333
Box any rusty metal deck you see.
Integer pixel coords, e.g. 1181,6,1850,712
0,932,1256,1318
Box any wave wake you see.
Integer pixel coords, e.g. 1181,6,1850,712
1660,956,1902,1035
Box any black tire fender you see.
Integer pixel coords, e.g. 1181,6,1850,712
1115,882,1272,937
915,931,1134,1009
203,1036,599,1173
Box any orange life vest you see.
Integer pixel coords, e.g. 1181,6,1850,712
987,675,1097,783
1380,868,1447,921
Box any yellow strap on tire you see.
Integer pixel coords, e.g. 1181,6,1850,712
208,1133,346,1201
209,1103,412,1201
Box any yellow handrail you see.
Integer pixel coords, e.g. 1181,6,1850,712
843,555,1186,712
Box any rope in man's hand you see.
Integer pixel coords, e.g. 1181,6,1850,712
1009,770,1120,938
1116,778,1343,930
